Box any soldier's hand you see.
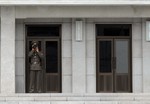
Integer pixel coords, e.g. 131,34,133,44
36,47,39,52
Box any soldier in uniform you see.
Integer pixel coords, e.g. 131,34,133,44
28,41,43,93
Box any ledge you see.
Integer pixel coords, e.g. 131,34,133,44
1,1,150,6
1,93,150,97
0,93,149,102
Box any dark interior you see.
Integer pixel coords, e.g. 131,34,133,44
46,41,58,73
27,25,60,37
96,24,131,36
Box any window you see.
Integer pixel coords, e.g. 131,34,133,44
96,24,132,92
26,24,61,93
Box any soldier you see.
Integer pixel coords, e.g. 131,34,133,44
28,41,43,93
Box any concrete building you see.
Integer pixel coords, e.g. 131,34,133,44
0,0,150,104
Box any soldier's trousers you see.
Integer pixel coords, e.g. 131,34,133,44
29,70,42,93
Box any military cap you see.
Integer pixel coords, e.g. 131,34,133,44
31,40,39,45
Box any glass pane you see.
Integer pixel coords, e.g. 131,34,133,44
96,24,131,36
46,41,58,73
99,41,112,73
115,40,129,73
27,25,60,37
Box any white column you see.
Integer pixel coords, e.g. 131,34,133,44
86,23,96,93
1,6,15,93
72,19,86,93
132,22,143,93
142,19,150,92
62,23,72,93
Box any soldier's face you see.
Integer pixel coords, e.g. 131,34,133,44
32,42,38,49
33,43,37,46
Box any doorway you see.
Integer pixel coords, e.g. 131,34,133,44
26,25,61,93
96,24,132,92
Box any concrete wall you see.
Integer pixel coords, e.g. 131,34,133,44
15,6,150,18
15,18,144,93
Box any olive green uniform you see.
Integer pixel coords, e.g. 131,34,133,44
28,50,43,93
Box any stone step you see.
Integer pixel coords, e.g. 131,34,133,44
0,93,149,102
0,101,150,104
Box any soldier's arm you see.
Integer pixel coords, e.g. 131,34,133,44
28,50,34,57
37,52,44,58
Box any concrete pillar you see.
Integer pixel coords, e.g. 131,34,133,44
142,19,150,92
72,19,86,93
1,6,15,93
86,23,96,93
62,22,72,93
132,22,143,93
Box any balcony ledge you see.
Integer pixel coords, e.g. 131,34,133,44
1,1,150,6
0,93,149,102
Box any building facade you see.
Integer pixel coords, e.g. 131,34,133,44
0,0,150,103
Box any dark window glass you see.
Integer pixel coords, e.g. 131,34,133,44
46,41,58,73
27,25,60,37
99,41,112,72
96,24,131,36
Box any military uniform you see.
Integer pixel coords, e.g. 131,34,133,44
28,50,43,93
